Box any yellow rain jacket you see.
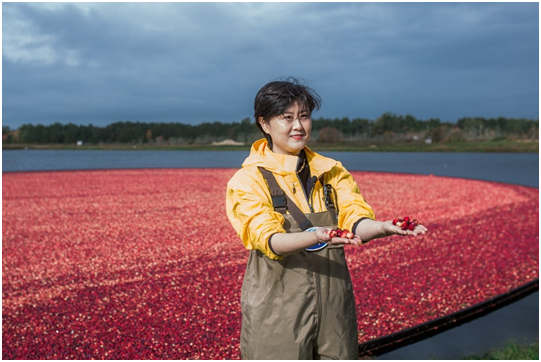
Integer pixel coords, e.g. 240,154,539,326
226,139,376,359
226,138,375,260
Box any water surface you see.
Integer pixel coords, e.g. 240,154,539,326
3,150,538,187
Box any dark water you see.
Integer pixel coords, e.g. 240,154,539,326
377,292,539,359
2,150,539,359
2,150,539,188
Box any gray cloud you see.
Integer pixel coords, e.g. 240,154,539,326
2,2,538,128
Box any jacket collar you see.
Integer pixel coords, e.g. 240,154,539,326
242,138,337,177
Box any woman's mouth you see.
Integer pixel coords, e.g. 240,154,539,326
291,134,304,140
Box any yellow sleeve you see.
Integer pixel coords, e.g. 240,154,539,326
328,162,376,232
226,170,286,260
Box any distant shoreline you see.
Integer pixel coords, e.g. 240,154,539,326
3,140,538,153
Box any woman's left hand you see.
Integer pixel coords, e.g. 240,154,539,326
382,220,428,237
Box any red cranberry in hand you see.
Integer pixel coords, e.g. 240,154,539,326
328,228,355,239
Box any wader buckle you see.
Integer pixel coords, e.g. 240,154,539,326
324,184,336,211
271,195,287,210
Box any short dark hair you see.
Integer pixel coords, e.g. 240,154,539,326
254,77,322,144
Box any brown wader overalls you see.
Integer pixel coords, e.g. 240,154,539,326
240,167,359,360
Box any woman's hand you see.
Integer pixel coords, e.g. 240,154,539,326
356,219,428,242
381,220,428,237
316,227,363,246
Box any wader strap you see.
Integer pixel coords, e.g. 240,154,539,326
258,166,314,231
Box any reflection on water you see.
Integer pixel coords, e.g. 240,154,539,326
324,151,539,187
2,150,539,187
376,291,539,360
2,150,250,172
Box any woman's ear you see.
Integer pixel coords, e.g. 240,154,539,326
258,117,269,134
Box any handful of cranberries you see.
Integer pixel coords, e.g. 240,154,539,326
328,228,354,239
392,216,420,231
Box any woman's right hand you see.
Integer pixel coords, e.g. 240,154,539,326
316,227,363,246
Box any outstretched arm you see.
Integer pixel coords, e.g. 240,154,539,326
269,219,428,256
269,228,363,256
355,219,428,242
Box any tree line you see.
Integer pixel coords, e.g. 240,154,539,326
3,113,538,145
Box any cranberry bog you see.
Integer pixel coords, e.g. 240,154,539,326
2,169,538,359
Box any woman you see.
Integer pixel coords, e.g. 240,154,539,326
226,78,427,359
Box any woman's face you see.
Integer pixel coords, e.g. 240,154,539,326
259,102,312,156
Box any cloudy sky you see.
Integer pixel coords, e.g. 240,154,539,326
2,2,539,129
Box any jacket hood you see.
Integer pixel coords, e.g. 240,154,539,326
242,138,338,177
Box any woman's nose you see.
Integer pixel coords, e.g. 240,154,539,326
292,117,303,130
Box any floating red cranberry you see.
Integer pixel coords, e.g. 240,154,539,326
2,170,537,359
